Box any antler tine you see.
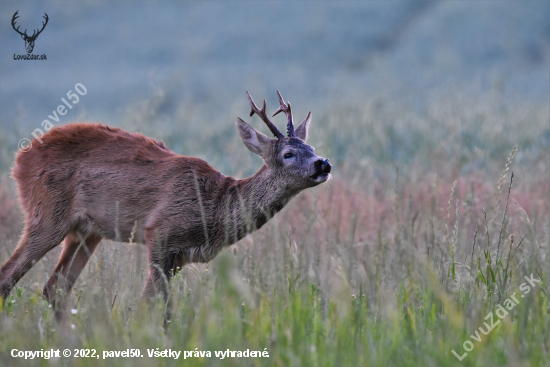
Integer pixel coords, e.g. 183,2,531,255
271,90,286,117
272,90,296,138
11,11,26,36
34,13,49,37
246,91,284,139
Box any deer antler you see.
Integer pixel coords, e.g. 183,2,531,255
246,91,284,140
11,11,27,37
30,13,49,40
272,90,296,138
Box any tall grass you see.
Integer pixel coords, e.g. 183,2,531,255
0,94,549,366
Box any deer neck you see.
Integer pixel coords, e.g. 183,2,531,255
224,165,297,242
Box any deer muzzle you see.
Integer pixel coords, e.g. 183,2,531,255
311,159,331,183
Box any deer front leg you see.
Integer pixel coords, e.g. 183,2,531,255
142,230,186,329
142,264,171,304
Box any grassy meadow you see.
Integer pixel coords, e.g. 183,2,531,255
0,90,549,367
1,1,549,366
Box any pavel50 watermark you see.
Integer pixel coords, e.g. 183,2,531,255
451,273,541,361
18,83,87,152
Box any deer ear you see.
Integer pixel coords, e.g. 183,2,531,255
236,118,272,158
295,112,311,142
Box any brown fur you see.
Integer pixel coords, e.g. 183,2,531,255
0,98,330,318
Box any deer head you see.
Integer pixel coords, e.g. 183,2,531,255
236,91,331,192
12,11,49,54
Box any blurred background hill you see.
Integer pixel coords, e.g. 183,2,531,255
0,1,548,176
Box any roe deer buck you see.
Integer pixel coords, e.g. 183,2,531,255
0,91,331,320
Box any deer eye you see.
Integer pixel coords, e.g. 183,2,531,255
284,153,294,159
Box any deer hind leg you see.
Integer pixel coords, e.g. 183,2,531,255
43,231,102,318
0,222,68,300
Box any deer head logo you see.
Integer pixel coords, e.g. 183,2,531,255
12,11,49,54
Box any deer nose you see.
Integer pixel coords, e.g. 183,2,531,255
322,159,332,173
315,159,331,174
